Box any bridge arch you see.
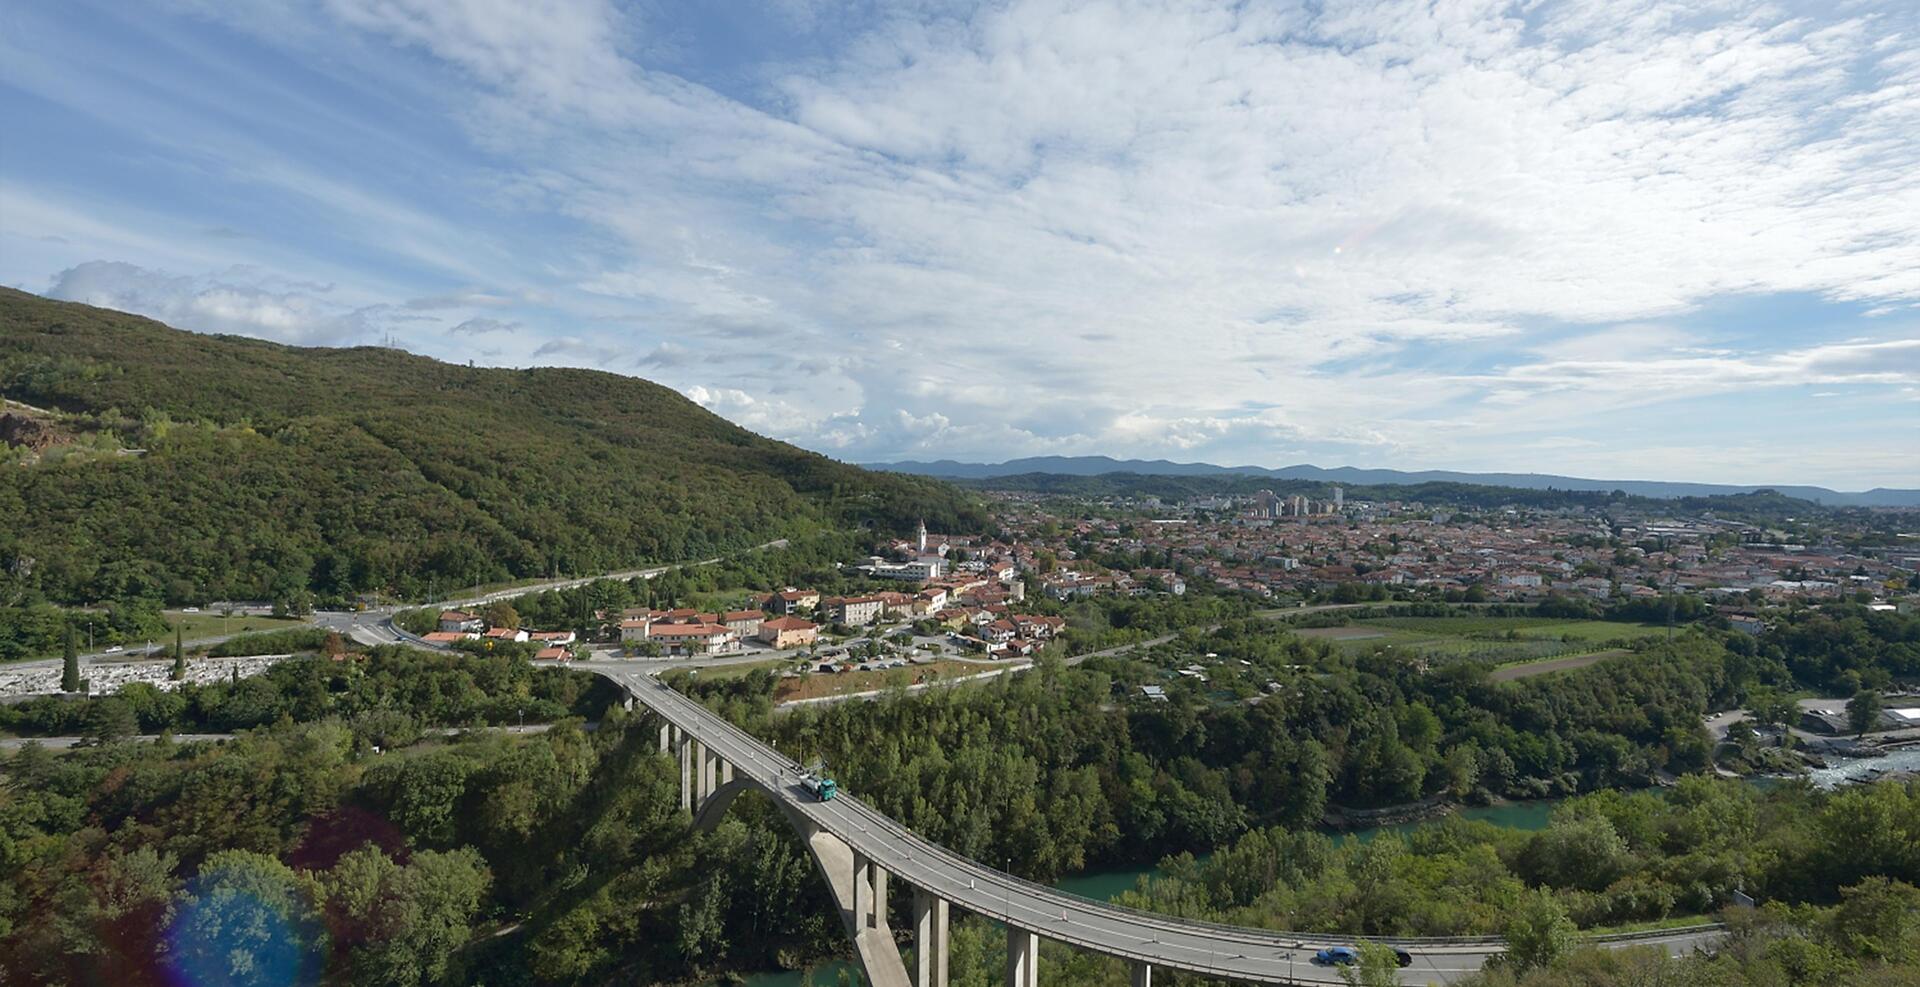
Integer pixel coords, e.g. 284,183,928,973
678,746,915,987
692,775,783,834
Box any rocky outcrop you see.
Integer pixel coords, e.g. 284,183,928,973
0,412,65,452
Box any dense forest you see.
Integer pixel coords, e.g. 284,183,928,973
674,603,1919,876
0,649,841,985
0,288,984,612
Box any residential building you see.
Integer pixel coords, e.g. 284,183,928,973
768,589,821,614
645,622,738,656
438,610,484,633
826,595,886,626
758,616,820,649
721,609,765,638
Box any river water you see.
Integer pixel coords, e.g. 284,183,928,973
725,757,1904,987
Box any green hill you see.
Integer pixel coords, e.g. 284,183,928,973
0,288,981,608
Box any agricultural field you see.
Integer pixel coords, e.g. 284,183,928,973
1299,615,1667,668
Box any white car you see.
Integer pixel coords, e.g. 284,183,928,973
104,645,123,653
182,607,200,613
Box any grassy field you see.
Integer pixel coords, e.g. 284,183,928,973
1304,615,1666,666
1488,649,1634,682
773,660,1000,702
682,657,792,683
162,610,308,641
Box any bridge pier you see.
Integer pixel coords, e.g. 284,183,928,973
913,889,949,987
658,721,670,753
1005,928,1038,987
678,738,693,811
1130,961,1150,987
852,853,872,929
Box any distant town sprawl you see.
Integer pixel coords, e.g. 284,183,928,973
411,485,1914,672
997,485,1913,608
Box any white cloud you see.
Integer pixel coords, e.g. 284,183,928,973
447,316,520,335
45,261,381,345
13,0,1920,484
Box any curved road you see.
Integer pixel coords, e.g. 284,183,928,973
610,670,1722,985
313,539,793,650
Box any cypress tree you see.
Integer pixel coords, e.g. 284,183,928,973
61,626,82,693
171,626,186,681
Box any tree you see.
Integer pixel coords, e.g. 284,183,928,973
1503,888,1576,974
1747,688,1797,746
171,625,187,681
166,850,324,987
61,625,82,693
1827,877,1920,965
1848,690,1883,738
1340,943,1402,987
85,696,139,745
320,845,491,986
480,601,521,631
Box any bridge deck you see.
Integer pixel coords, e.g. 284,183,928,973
611,670,1720,985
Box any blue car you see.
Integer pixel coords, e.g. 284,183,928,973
1315,946,1359,965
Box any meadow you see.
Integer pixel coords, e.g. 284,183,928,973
1297,615,1667,669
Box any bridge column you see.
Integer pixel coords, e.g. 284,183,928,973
852,852,871,930
913,889,949,987
678,739,693,811
721,758,734,786
871,865,889,930
1130,962,1150,987
658,722,670,753
1005,927,1038,987
701,748,718,802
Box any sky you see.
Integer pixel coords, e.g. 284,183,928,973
2,0,1917,489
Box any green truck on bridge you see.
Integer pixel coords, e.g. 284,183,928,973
801,771,838,801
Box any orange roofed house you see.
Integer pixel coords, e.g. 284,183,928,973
757,616,819,649
644,622,738,656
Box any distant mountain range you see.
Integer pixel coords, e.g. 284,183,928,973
865,456,1920,508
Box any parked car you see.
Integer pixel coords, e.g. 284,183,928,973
182,607,200,613
1314,946,1358,966
104,645,123,653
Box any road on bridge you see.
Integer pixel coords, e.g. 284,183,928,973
608,670,1722,985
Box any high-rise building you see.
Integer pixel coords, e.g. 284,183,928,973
1333,487,1344,510
1254,489,1278,518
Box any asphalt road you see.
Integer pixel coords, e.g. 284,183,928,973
311,538,796,650
612,670,1723,985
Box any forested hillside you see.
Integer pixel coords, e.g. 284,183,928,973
0,288,981,608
